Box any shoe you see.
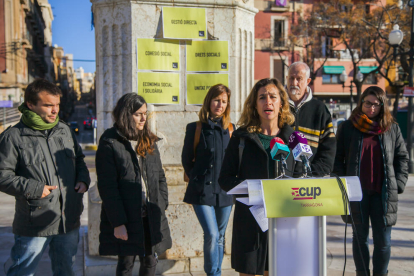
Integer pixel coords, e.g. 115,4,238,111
356,271,370,276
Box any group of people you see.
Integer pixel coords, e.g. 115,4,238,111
0,60,408,276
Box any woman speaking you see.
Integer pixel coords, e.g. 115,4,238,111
96,93,172,276
219,78,296,276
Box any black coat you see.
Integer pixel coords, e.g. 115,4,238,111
96,127,172,256
219,125,296,275
182,119,234,207
333,120,409,226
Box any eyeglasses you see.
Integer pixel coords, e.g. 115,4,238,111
362,100,383,109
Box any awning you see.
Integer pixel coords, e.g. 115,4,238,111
358,66,378,74
323,66,345,74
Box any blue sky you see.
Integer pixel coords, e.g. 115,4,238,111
49,0,96,73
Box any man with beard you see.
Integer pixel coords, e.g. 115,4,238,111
286,62,336,176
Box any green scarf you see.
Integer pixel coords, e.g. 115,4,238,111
18,103,59,130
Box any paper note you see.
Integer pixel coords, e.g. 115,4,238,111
248,180,264,206
250,205,268,232
137,72,180,104
162,7,207,39
227,180,248,195
236,197,250,205
186,73,229,105
186,41,229,72
137,39,180,71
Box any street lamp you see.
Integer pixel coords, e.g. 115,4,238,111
388,1,414,173
340,70,363,111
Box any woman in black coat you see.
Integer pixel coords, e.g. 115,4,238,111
333,86,408,276
96,93,172,276
181,84,234,276
219,78,296,276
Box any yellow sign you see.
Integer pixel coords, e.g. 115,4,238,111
162,7,207,39
186,74,229,105
186,41,229,72
137,39,180,71
137,72,180,105
262,178,348,218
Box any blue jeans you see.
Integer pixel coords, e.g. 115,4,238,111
352,192,392,274
193,204,232,276
6,228,80,276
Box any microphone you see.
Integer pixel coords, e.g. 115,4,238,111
270,137,290,176
288,131,313,176
270,137,290,161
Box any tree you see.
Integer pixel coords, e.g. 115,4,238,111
292,0,396,102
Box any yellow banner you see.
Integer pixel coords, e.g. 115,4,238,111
137,72,180,105
186,74,229,105
137,39,180,71
186,41,229,72
262,178,348,218
162,7,207,39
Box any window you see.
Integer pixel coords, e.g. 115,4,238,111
273,59,285,85
322,74,340,84
274,20,285,47
271,16,288,48
363,73,377,84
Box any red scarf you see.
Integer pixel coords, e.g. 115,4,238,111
351,113,382,135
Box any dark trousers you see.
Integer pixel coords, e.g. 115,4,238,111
352,191,392,275
116,217,158,276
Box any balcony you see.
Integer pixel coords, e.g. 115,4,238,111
255,38,289,51
266,0,290,12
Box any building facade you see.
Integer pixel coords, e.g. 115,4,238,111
254,0,386,119
0,0,53,130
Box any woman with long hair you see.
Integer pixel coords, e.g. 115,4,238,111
333,86,408,276
218,78,296,276
181,84,234,276
96,93,172,276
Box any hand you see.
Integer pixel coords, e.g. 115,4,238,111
41,185,57,198
74,182,87,193
114,225,128,241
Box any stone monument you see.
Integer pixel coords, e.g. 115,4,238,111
88,0,256,274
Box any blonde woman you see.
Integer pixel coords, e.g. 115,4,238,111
219,78,295,276
182,84,235,276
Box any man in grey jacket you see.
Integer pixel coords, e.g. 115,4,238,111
0,79,91,276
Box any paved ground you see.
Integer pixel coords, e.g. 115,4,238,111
0,151,413,275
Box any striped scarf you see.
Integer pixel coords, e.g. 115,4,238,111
351,113,382,135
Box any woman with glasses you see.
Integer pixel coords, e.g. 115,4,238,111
181,84,234,276
96,93,172,276
333,86,408,276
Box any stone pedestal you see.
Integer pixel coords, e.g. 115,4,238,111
90,0,256,274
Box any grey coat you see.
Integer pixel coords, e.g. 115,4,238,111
333,120,409,226
0,121,91,236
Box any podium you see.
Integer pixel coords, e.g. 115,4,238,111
227,176,362,276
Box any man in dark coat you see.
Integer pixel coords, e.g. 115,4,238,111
0,79,91,276
286,62,336,176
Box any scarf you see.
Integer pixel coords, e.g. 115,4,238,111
18,103,59,130
351,112,382,135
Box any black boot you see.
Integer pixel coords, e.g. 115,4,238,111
373,272,388,276
356,270,370,276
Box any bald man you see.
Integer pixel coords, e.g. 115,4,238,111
286,62,336,176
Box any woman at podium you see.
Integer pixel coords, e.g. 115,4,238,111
333,86,408,276
182,84,235,276
219,78,296,276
